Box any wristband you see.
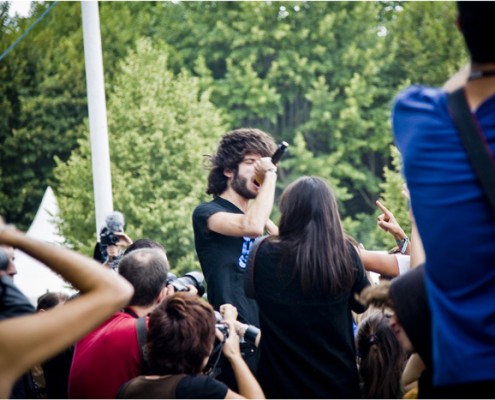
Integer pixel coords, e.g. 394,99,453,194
396,236,409,254
244,325,260,345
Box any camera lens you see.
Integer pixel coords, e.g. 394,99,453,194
166,271,205,297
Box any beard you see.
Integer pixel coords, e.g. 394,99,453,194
231,170,256,200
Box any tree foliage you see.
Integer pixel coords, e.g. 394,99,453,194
2,1,468,254
53,39,226,274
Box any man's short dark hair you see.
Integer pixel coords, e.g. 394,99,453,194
206,128,277,196
118,248,169,307
457,1,495,63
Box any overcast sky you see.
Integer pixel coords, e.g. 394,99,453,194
6,0,32,17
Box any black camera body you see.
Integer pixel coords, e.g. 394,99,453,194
214,310,229,339
166,271,206,297
99,227,120,246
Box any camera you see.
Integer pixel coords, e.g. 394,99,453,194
166,271,206,297
204,311,229,377
99,227,120,246
214,310,229,339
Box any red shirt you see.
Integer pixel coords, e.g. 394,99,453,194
68,311,144,399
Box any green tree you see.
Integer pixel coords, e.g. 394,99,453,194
0,1,163,229
2,1,471,252
389,1,467,88
53,38,226,274
0,2,86,229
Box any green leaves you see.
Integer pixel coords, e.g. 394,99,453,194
54,39,226,274
3,0,467,253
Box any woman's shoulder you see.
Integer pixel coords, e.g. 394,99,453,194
176,375,228,399
255,239,287,271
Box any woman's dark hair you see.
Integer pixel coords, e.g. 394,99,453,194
36,292,69,312
146,292,216,375
356,310,406,399
206,128,276,196
277,176,356,296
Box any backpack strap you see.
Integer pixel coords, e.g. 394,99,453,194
136,316,150,374
447,87,495,214
244,235,269,299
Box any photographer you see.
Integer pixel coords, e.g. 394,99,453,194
117,292,265,399
69,244,201,399
93,211,133,270
69,248,171,399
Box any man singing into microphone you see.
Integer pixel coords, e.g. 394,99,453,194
192,128,278,383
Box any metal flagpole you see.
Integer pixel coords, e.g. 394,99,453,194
81,1,113,237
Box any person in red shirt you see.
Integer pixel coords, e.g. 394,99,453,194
68,247,173,399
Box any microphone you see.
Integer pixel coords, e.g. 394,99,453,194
255,141,289,185
105,211,125,233
271,141,289,164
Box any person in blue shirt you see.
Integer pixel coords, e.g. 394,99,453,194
392,2,495,397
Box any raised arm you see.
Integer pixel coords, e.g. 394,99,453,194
0,220,134,397
376,200,410,255
208,157,278,238
359,248,401,277
220,320,265,399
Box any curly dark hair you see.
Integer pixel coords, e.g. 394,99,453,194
206,128,277,196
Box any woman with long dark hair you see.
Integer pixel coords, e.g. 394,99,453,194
356,310,407,398
249,176,370,398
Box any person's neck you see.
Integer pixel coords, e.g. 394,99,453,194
469,62,495,80
125,304,155,318
465,62,495,111
219,188,249,212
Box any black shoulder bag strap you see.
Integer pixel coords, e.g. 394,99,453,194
136,316,150,374
447,87,495,214
244,235,269,299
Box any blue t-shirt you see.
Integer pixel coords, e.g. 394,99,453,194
392,85,495,386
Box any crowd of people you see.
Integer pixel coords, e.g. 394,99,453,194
1,1,494,399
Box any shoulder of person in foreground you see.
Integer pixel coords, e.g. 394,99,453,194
0,219,133,398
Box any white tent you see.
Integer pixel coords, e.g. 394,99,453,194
14,186,77,305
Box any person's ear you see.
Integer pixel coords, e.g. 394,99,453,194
224,168,233,179
156,286,168,304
